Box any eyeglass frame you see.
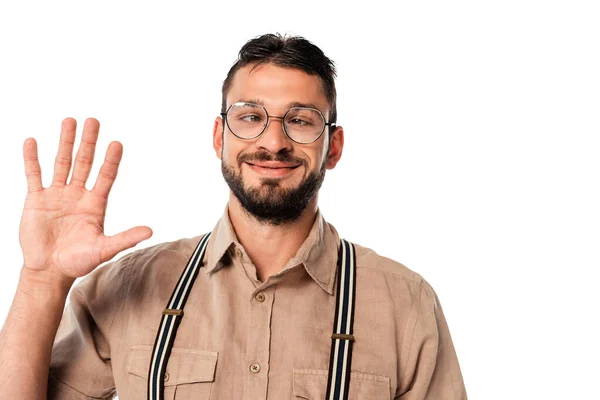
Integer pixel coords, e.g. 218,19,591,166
220,101,336,144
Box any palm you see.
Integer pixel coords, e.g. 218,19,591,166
20,118,152,280
21,185,106,277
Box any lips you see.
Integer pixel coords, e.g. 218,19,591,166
244,161,301,178
246,162,300,169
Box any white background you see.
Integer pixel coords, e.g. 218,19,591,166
1,1,599,398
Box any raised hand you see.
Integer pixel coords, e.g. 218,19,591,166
19,118,153,283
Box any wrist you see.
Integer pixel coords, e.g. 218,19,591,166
18,266,75,302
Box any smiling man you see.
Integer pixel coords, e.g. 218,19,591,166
0,34,467,399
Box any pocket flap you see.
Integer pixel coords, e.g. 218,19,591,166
293,369,391,399
127,345,218,386
293,369,328,399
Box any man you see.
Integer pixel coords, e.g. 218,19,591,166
0,34,467,399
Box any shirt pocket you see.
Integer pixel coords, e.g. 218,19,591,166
126,344,218,400
293,368,391,400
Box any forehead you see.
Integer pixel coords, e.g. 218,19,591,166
227,63,329,113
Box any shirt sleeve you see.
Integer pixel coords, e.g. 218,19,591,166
396,280,468,399
47,251,137,400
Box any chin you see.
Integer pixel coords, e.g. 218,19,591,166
247,178,300,193
244,171,303,187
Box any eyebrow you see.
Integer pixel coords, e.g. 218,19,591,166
237,98,323,112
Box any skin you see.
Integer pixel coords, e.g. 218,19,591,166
213,63,344,281
0,62,343,397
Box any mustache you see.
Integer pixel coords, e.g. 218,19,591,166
238,151,306,166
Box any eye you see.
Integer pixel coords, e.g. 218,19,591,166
288,117,313,126
239,114,264,123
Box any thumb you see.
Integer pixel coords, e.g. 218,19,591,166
100,226,153,261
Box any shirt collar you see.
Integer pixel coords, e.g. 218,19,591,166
204,205,340,295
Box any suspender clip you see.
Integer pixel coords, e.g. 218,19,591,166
163,308,184,316
331,333,355,341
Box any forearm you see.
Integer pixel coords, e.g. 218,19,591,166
0,267,74,399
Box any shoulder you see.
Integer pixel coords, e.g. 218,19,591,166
352,241,423,284
131,235,203,269
75,234,205,294
350,241,437,305
123,234,208,289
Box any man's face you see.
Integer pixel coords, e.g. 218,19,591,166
213,63,343,225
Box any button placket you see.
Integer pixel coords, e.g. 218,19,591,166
244,285,276,399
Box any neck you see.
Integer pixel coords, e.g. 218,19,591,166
227,193,318,281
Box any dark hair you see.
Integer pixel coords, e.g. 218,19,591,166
221,33,338,124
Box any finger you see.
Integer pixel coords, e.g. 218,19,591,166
92,141,123,199
100,226,153,261
69,118,100,188
52,118,77,186
23,138,43,193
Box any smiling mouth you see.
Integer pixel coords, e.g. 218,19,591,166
244,162,302,178
246,162,300,169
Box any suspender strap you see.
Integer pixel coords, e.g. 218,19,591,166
147,233,211,400
325,239,357,400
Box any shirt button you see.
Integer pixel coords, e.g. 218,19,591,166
255,292,266,302
164,371,170,382
249,363,261,373
235,248,243,259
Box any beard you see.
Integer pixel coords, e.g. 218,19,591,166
222,150,326,226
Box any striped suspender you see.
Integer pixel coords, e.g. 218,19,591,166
326,239,357,400
147,235,356,400
147,233,211,400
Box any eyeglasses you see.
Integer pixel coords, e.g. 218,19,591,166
221,102,336,144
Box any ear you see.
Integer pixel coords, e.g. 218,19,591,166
325,125,344,169
213,116,224,160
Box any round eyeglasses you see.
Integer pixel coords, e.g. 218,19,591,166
221,102,336,144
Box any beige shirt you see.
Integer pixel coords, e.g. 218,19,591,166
48,209,467,399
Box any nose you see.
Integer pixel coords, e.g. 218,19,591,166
255,116,293,154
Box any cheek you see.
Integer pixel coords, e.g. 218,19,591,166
311,145,329,169
222,137,245,166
